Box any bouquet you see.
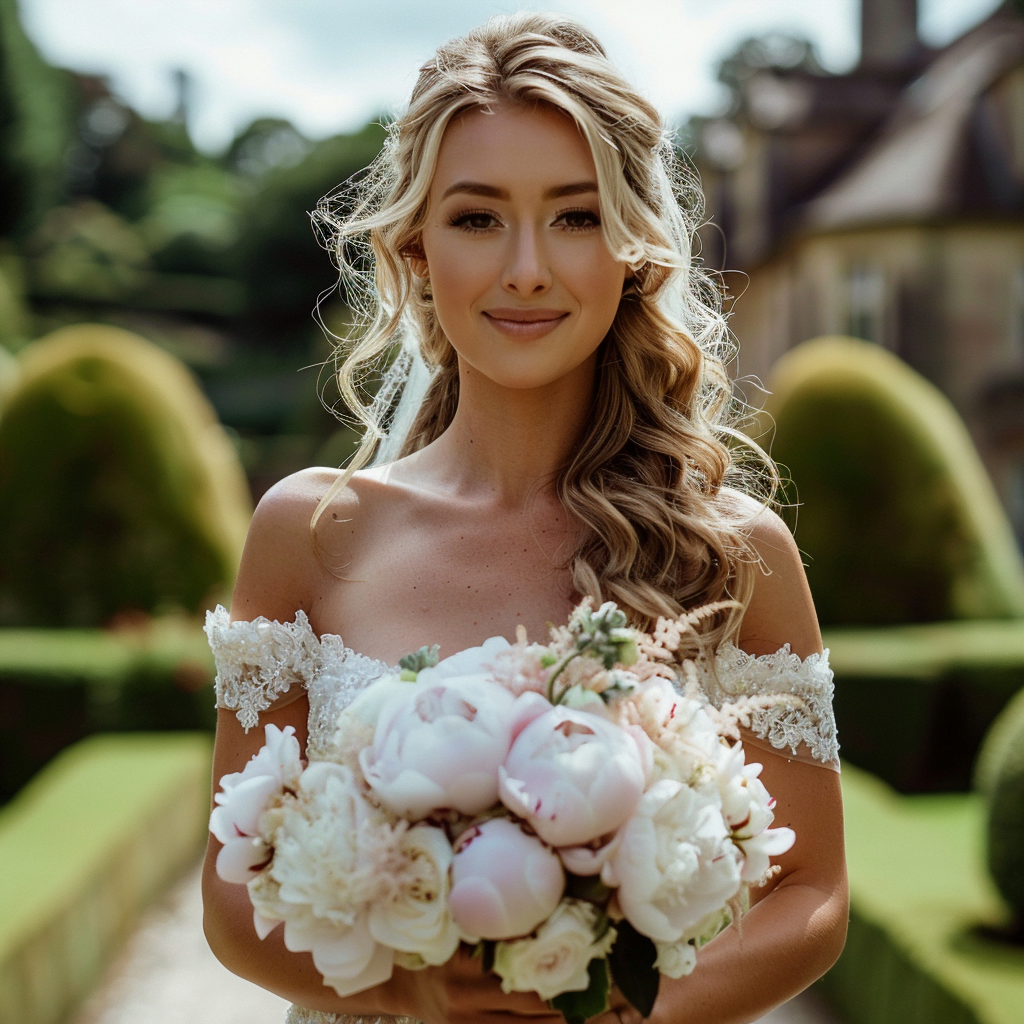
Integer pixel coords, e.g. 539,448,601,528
210,600,795,1023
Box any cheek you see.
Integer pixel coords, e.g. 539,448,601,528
570,251,627,329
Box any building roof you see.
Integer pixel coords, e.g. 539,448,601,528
801,8,1024,232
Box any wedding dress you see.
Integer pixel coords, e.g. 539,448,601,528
205,605,840,1024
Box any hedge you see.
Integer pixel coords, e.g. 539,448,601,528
0,621,215,803
825,619,1024,791
821,765,1024,1024
0,732,212,1024
762,337,1024,626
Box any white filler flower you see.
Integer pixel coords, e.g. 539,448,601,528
493,899,616,1001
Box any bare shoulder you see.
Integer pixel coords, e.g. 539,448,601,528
719,487,822,658
230,467,357,623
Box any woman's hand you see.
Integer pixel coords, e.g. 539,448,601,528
405,947,566,1023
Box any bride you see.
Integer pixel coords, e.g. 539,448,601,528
202,13,848,1023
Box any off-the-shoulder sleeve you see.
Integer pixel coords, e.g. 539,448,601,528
204,605,323,731
695,642,840,768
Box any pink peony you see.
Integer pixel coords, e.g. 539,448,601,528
499,706,648,848
449,818,565,940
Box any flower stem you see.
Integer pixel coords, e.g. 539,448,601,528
546,641,594,704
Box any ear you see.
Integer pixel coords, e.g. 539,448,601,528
401,240,429,280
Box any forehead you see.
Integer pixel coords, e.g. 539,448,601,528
430,102,597,196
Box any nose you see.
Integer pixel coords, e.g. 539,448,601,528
501,223,552,296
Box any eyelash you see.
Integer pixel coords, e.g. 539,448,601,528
447,206,601,234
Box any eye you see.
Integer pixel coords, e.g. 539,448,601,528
449,209,502,233
555,207,601,232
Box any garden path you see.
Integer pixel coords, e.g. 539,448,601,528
70,861,842,1024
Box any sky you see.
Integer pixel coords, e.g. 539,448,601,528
18,0,1006,153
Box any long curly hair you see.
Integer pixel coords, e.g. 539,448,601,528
313,13,777,645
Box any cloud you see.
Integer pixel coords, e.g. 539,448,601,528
17,0,1001,153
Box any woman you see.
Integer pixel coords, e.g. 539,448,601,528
202,13,848,1023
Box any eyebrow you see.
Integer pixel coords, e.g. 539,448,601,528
440,180,598,201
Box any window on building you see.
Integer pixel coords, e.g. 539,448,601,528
847,264,886,345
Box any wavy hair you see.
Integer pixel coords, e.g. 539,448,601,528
313,12,777,644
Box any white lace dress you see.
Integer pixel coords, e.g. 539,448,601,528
204,605,840,1024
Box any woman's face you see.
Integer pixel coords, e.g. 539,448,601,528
415,102,629,391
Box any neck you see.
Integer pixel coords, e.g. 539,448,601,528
404,354,597,508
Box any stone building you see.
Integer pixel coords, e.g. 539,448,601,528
693,0,1024,543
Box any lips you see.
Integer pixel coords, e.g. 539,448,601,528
482,308,569,339
484,308,566,323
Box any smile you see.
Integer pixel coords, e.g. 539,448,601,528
482,309,569,339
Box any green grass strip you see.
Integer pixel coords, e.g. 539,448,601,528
823,620,1024,680
0,623,214,683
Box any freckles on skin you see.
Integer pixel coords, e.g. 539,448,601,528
417,102,629,392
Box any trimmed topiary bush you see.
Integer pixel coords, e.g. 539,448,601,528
975,687,1024,931
0,324,252,626
762,337,1024,626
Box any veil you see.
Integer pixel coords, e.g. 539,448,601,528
369,342,434,467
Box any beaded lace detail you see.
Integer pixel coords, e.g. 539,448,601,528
285,1009,418,1024
694,641,839,765
206,608,838,1022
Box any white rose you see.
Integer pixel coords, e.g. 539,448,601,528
714,744,796,883
603,779,742,943
493,899,616,1002
209,724,303,883
360,675,547,820
369,823,461,965
499,706,648,848
654,939,697,979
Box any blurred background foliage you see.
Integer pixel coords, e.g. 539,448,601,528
0,0,376,514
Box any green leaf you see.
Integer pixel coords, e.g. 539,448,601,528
564,872,613,904
608,919,660,1018
398,644,440,673
549,958,610,1024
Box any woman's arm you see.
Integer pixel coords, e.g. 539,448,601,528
201,471,418,1016
612,506,849,1024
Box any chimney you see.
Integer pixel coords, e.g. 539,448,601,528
860,0,919,71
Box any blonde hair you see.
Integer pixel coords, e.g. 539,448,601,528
313,12,776,644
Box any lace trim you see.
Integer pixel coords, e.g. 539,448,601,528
205,605,326,732
694,642,840,766
285,1008,420,1024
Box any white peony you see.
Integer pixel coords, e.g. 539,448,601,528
360,674,547,820
251,761,401,996
714,743,796,883
209,723,303,884
418,635,511,682
449,817,565,941
368,823,461,965
603,779,743,943
493,899,616,1001
499,706,648,848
